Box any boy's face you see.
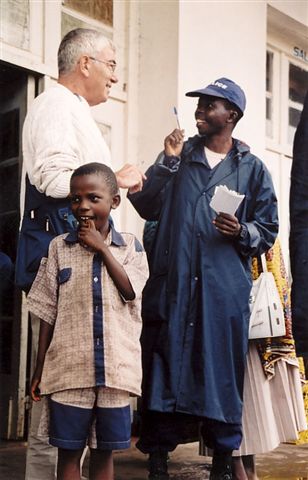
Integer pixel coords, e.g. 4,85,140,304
70,173,120,232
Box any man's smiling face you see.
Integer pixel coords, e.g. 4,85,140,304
85,45,118,106
195,96,233,136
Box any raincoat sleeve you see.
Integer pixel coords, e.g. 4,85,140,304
235,160,279,257
128,152,180,220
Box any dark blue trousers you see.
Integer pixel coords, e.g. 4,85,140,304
136,410,242,454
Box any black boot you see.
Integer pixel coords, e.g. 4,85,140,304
148,451,169,480
209,451,233,480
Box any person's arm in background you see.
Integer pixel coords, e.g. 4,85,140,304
0,252,14,292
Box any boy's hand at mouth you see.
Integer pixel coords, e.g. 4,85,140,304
78,219,107,252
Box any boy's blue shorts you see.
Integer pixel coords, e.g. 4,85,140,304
48,387,131,451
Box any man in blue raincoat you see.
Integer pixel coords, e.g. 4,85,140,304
128,78,278,480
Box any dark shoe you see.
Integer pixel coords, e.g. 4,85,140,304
209,451,233,480
148,451,170,480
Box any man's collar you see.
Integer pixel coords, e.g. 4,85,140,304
64,222,127,247
197,135,250,154
233,138,250,154
183,135,250,162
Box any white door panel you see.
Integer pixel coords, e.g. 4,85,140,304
91,99,126,230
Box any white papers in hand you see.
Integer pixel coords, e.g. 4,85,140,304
209,185,245,215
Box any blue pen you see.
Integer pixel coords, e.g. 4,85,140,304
173,106,181,130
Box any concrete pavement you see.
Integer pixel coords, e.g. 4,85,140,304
1,438,308,479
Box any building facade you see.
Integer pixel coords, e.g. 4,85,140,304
0,0,307,439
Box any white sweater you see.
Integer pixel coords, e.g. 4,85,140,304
22,84,111,199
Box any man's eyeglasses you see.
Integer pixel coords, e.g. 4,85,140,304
89,56,117,73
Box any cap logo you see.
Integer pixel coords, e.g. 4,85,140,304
211,81,227,90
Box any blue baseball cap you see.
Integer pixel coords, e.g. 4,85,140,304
186,77,246,114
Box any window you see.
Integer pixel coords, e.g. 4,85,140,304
266,51,274,138
288,63,308,144
62,0,113,26
266,48,308,152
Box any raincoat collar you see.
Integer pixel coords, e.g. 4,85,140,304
183,134,250,160
182,135,250,193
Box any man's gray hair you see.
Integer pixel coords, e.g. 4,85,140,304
58,28,115,76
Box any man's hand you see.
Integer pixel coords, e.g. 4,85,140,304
213,212,241,237
164,129,185,157
115,164,146,193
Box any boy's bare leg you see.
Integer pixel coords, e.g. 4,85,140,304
57,448,84,480
89,449,113,480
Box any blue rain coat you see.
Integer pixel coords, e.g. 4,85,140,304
128,136,278,424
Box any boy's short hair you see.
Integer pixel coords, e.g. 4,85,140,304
71,162,119,196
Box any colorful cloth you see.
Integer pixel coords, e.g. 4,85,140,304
252,239,296,378
295,358,308,444
252,238,308,444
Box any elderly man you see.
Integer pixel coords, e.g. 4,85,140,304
128,78,278,480
16,28,144,480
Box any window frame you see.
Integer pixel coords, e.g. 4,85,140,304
266,43,308,158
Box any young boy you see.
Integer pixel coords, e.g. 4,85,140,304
28,162,148,480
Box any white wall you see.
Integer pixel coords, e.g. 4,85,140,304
124,0,181,238
177,0,267,159
137,1,180,166
268,0,308,25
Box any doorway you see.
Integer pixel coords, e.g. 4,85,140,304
0,61,36,439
